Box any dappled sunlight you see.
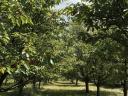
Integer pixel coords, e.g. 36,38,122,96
37,81,122,96
0,0,127,96
0,81,123,96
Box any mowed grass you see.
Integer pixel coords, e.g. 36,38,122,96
0,81,123,96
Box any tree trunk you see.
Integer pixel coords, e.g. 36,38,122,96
75,78,78,86
85,79,89,94
32,78,36,90
85,80,89,94
0,73,8,87
96,83,100,96
96,79,101,96
4,78,8,85
123,80,127,96
123,59,128,96
71,79,74,84
18,79,24,96
38,80,41,89
18,85,24,96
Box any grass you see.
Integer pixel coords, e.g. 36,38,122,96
0,81,123,96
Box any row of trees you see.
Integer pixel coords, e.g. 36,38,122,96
61,0,128,96
59,23,127,96
0,0,127,96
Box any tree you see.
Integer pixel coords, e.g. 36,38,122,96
58,23,94,94
0,0,63,92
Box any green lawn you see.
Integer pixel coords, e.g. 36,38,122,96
0,81,123,96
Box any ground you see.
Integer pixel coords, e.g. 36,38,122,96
0,81,123,96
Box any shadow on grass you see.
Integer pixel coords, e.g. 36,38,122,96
36,89,119,96
0,89,119,96
55,81,75,84
54,81,84,87
0,82,121,96
101,84,122,89
53,84,85,87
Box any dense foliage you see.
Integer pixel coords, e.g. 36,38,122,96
0,0,128,96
